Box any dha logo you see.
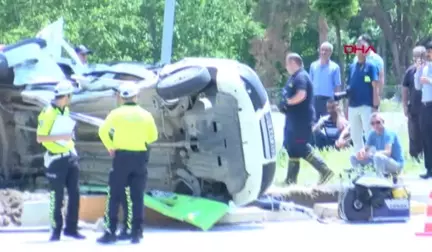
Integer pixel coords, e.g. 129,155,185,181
384,199,409,210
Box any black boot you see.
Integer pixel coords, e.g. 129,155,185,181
419,170,432,179
49,230,61,242
305,152,334,185
130,229,143,244
97,231,117,244
117,229,131,240
64,228,86,240
285,159,300,185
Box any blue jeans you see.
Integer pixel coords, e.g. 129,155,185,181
350,153,403,176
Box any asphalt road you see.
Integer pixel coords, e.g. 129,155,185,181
2,217,430,251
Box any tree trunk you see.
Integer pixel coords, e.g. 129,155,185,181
318,15,329,44
335,21,348,114
335,22,344,87
370,1,403,85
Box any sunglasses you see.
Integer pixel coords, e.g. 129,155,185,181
371,120,382,126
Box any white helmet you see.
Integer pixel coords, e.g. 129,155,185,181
54,80,75,96
118,82,139,98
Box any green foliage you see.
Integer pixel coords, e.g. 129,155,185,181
0,0,263,65
311,0,360,24
141,0,263,64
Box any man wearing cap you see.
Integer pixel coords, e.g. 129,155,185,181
279,52,334,186
111,86,138,241
75,45,92,65
97,82,158,244
36,80,85,241
414,41,432,179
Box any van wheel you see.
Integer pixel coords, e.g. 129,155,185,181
156,66,211,100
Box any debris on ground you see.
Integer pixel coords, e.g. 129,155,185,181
266,186,339,208
0,189,24,226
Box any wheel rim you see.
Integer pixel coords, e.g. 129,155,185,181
353,199,363,210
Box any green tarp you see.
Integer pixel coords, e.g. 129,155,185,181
80,185,229,231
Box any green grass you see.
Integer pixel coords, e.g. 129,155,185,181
273,99,423,185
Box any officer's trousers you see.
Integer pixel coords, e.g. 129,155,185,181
284,124,313,158
121,187,132,231
45,155,80,232
408,112,422,158
105,150,148,234
420,103,432,173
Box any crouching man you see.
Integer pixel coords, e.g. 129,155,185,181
350,112,404,177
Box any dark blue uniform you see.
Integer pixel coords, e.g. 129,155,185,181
281,69,315,158
280,69,333,185
347,61,378,108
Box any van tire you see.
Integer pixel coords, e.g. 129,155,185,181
259,163,276,195
156,66,211,100
0,54,9,79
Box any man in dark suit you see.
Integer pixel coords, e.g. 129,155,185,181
402,46,425,161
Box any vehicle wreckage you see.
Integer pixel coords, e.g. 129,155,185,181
0,19,277,206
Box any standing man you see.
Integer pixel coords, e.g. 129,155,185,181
354,34,385,92
346,39,380,152
279,53,334,185
111,86,138,241
75,45,92,65
414,41,432,179
309,42,342,120
97,82,158,244
402,46,424,160
36,80,85,241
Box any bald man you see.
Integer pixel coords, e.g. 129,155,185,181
280,52,334,186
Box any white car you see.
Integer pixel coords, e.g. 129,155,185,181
0,19,277,206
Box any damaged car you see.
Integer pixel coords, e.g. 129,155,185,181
0,19,277,206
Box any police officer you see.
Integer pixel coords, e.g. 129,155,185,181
97,82,158,244
111,87,139,241
36,80,85,241
279,53,334,185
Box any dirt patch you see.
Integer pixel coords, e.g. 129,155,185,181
266,185,339,208
0,189,24,226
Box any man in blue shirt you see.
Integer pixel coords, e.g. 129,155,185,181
414,41,432,179
279,53,334,185
309,42,342,121
350,112,404,177
346,39,381,152
353,34,385,91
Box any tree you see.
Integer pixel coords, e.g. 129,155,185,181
318,16,329,44
0,0,150,62
360,0,432,87
311,0,360,85
251,0,310,87
140,0,263,65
